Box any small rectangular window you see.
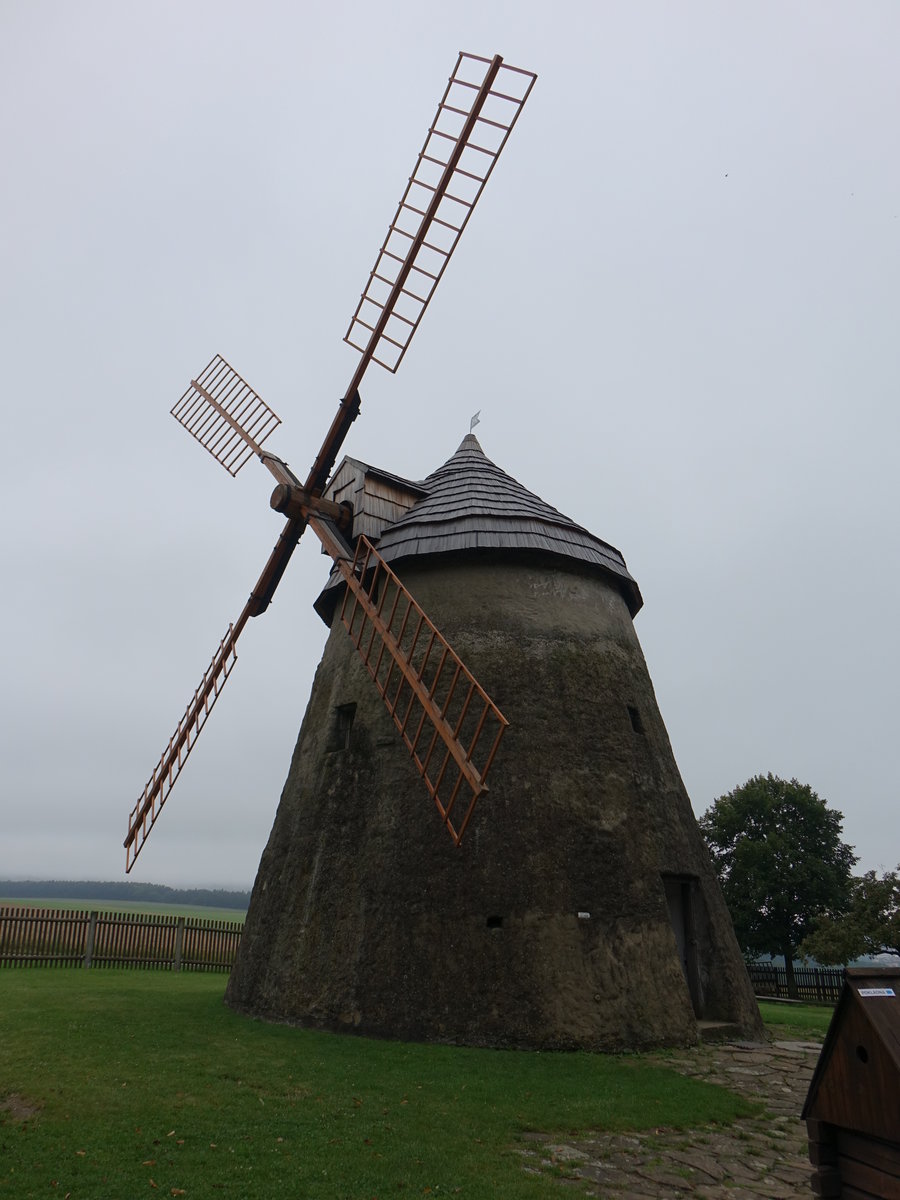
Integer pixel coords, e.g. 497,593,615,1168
328,703,356,752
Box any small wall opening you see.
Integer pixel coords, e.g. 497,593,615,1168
328,703,357,752
486,915,503,929
627,705,645,734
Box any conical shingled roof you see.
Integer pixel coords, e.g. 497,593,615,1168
374,434,642,615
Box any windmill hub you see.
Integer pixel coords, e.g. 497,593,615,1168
269,483,353,534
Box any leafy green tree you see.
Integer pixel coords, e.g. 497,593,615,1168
801,867,900,965
699,774,857,997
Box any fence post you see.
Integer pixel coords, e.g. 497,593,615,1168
83,911,98,969
174,917,185,972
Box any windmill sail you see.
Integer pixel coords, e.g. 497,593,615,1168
123,505,309,873
344,53,537,377
333,533,508,843
125,625,240,872
172,355,282,476
308,53,536,501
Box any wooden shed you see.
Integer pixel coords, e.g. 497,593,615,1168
803,966,900,1197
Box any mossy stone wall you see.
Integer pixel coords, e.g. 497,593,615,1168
226,556,763,1049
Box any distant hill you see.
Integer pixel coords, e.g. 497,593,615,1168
0,880,251,910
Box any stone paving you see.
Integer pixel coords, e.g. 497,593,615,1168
522,1038,823,1198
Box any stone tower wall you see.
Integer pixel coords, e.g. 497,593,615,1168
226,555,763,1049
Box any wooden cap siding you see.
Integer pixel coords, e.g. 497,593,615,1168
316,434,642,621
324,455,429,545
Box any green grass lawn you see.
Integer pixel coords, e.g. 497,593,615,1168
0,970,759,1199
756,1000,833,1041
0,898,245,923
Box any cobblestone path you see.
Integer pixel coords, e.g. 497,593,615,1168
523,1039,822,1199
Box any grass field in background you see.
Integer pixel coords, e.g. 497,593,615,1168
0,898,245,923
0,970,761,1199
756,1000,833,1040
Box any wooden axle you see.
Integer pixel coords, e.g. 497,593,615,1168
270,483,353,534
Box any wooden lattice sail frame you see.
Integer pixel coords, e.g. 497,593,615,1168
344,53,537,377
125,52,534,872
171,356,282,476
337,536,508,845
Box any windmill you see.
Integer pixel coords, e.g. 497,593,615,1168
128,52,764,1051
124,52,536,873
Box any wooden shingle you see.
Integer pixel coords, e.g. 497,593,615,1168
316,434,641,623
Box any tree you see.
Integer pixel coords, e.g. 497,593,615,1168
801,867,900,965
699,774,857,997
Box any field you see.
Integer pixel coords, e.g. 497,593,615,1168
0,898,246,923
756,999,834,1040
0,970,762,1199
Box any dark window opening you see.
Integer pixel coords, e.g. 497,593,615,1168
486,915,503,929
627,705,645,734
328,703,357,752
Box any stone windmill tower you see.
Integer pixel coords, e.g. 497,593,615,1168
224,435,763,1049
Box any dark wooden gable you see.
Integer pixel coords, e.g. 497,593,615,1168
803,967,900,1145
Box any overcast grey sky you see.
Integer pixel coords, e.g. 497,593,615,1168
2,1,898,889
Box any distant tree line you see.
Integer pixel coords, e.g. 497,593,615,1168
0,880,250,910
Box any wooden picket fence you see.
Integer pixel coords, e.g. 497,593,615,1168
748,960,843,1004
0,906,242,972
